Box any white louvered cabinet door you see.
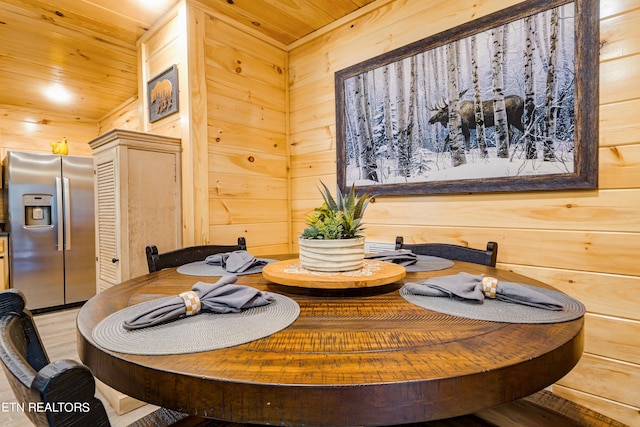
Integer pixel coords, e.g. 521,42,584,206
89,129,182,292
93,148,122,292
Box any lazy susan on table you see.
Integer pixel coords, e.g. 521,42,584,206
261,258,406,289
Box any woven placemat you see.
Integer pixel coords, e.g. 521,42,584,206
177,258,277,276
400,284,585,323
92,293,299,355
405,255,454,272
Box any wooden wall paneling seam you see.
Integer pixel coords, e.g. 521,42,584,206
207,121,287,155
203,16,286,74
187,4,210,245
556,353,640,410
209,223,288,252
208,149,288,178
598,144,640,188
203,40,286,92
345,189,640,232
209,199,289,225
599,54,640,105
207,173,288,198
285,49,293,253
553,384,638,427
98,96,141,134
206,94,286,133
600,98,640,144
0,0,147,46
190,0,287,50
505,264,640,321
200,2,288,253
362,225,640,276
598,6,640,62
583,314,640,364
288,0,397,50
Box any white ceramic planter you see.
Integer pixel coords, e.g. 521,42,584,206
298,236,366,272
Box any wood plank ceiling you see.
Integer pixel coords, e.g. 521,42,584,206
0,0,376,120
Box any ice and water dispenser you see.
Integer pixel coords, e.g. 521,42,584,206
23,194,53,227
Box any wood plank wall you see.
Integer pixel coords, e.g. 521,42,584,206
98,97,141,134
288,0,639,425
0,106,96,159
131,0,290,255
135,4,192,251
201,7,289,255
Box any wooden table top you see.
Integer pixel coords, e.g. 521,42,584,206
76,256,584,426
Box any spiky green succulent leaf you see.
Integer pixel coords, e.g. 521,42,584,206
300,181,372,240
318,182,338,211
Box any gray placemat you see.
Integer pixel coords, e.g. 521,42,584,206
92,293,299,355
405,255,454,272
177,258,277,276
400,284,585,323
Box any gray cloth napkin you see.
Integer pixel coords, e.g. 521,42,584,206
123,275,274,330
404,272,563,311
365,249,418,266
205,250,268,273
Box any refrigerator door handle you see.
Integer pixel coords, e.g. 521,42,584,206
55,177,64,251
63,177,71,250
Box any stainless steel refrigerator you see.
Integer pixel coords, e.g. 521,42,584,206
3,151,96,310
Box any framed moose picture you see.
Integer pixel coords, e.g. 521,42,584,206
335,0,599,196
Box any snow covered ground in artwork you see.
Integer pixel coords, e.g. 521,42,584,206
347,147,574,186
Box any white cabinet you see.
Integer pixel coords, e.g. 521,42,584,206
89,129,182,292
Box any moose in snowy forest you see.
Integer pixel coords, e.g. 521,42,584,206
428,94,525,151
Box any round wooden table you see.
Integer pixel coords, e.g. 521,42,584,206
77,257,584,426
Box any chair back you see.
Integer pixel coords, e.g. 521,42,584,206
395,236,498,267
146,237,247,273
0,289,110,426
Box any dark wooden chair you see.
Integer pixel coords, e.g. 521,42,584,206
146,237,247,273
0,289,216,427
395,236,498,267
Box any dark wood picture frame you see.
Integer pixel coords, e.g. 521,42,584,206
335,0,598,196
147,65,179,123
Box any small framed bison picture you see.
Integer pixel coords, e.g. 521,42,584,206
335,0,598,196
147,65,179,123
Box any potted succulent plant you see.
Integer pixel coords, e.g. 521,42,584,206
298,182,372,272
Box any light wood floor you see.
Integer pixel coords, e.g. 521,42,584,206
0,306,158,427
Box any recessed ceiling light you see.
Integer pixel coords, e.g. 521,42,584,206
23,120,38,132
44,83,72,103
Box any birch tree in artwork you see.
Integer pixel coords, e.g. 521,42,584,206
395,60,409,175
355,74,378,181
544,7,560,161
415,54,427,153
491,25,510,158
470,34,488,158
428,48,446,154
404,55,418,177
446,42,466,167
343,78,361,172
382,64,394,167
523,15,537,159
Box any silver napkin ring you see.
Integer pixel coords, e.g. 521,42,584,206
179,291,202,316
482,277,498,298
